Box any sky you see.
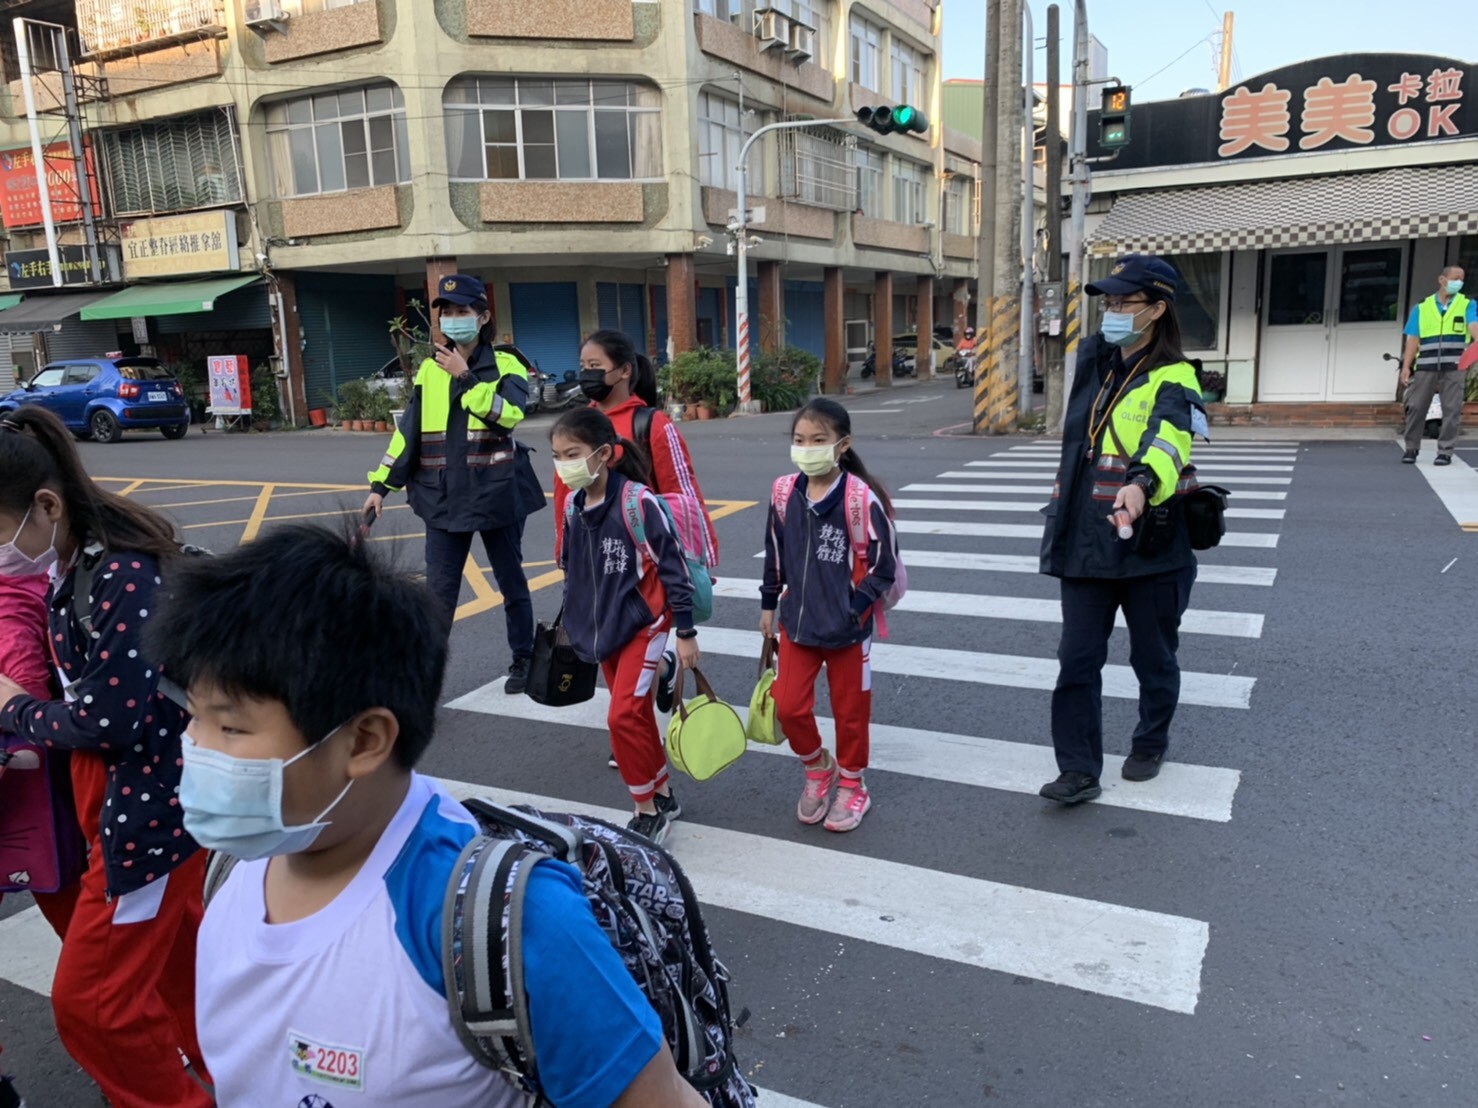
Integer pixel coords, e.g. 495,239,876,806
940,0,1478,103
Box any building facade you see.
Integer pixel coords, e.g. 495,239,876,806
0,0,982,407
1083,53,1477,410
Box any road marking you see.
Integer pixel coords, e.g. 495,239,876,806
239,484,277,544
1031,439,1299,447
96,477,363,491
1412,451,1478,531
1004,448,1298,461
0,905,826,1108
449,681,1242,822
748,549,1278,586
712,578,1262,637
432,779,1209,1014
697,626,1255,708
894,518,1280,548
890,498,1286,521
145,488,349,510
967,460,1295,473
936,471,1295,486
182,503,412,531
901,483,1288,501
116,479,147,496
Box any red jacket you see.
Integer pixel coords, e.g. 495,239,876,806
0,573,51,702
553,397,719,566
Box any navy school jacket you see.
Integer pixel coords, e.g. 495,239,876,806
558,472,696,663
760,472,898,649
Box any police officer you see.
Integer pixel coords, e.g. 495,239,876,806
1038,255,1205,804
364,274,545,693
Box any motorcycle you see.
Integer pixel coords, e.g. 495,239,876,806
860,345,911,379
540,368,586,411
950,352,977,389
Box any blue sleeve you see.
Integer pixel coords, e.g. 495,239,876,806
1467,302,1477,325
1403,306,1422,337
522,861,663,1108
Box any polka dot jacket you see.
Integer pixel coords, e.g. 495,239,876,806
0,549,198,899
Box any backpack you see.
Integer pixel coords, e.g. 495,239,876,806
632,406,718,568
0,743,86,895
203,799,756,1108
772,472,907,638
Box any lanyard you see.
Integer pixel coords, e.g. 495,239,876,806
1087,368,1138,459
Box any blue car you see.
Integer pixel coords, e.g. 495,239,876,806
0,357,190,443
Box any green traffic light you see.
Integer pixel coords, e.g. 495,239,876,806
894,106,915,127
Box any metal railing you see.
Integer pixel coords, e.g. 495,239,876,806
75,0,224,57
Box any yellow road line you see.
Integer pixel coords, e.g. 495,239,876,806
128,481,231,495
116,479,147,496
705,499,758,523
455,568,565,623
151,488,347,510
183,503,409,531
95,478,362,491
240,484,277,544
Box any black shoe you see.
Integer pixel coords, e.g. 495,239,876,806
608,753,619,769
1121,752,1164,782
505,655,531,695
1402,449,1419,464
1435,453,1453,466
1039,772,1102,804
654,788,683,822
654,650,677,714
627,809,672,845
0,1076,23,1108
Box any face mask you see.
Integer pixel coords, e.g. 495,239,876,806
1446,280,1464,296
791,443,839,477
1101,307,1149,348
579,369,615,402
440,316,481,344
179,728,354,861
0,504,58,578
555,450,602,491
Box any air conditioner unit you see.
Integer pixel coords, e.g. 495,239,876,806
752,8,791,51
244,0,290,34
787,21,816,61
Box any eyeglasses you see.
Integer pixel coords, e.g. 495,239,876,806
1103,297,1150,312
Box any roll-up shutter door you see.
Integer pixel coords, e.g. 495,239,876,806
296,273,398,410
43,320,124,361
784,281,825,358
0,335,15,392
156,284,272,334
508,282,581,379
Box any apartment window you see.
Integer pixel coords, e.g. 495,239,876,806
856,148,884,218
773,0,829,64
698,91,749,191
266,84,410,197
780,125,855,210
943,175,971,235
890,38,928,104
693,0,742,19
101,109,243,216
849,13,882,90
891,158,927,224
445,77,662,182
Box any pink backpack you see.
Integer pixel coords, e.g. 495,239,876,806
0,744,85,895
772,472,907,638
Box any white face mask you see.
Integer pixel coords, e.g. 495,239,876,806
791,443,839,477
0,503,58,578
179,727,354,861
555,450,602,491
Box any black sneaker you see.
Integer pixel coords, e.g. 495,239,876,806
1121,752,1164,782
1435,453,1453,466
627,809,671,845
608,753,619,769
0,1075,24,1108
654,651,677,713
654,788,683,822
1402,449,1419,464
505,655,531,695
1039,772,1102,804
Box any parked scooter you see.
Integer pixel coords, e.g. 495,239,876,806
860,345,911,379
540,367,586,411
1387,351,1441,439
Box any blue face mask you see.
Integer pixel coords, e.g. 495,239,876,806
179,727,353,861
440,315,482,345
1100,307,1148,348
1446,279,1464,296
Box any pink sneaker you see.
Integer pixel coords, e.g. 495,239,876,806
797,758,838,824
824,780,871,833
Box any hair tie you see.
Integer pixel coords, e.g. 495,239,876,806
610,441,624,465
0,416,20,433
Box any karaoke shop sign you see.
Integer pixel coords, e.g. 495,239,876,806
1090,54,1473,169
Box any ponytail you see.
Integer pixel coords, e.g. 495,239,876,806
0,406,179,559
551,406,653,487
792,397,894,518
631,352,659,409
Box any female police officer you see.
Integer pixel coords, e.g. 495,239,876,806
364,274,545,693
1038,255,1206,804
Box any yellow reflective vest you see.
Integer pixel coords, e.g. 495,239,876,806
1414,293,1473,372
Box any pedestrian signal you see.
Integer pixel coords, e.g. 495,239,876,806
856,104,930,136
1099,85,1131,149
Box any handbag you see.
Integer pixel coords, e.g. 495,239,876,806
525,606,598,707
745,637,783,746
665,666,747,781
1182,485,1232,550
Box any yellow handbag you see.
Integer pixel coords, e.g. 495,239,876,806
746,637,783,746
666,666,747,781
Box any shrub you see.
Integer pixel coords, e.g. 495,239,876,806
666,347,736,408
250,365,281,424
751,346,819,412
336,377,373,421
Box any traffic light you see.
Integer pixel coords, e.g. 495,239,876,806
856,104,930,137
1099,84,1132,149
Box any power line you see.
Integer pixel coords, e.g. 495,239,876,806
1136,35,1217,89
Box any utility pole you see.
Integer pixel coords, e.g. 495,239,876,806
1217,11,1235,92
972,0,1000,435
1044,4,1065,431
1062,0,1090,413
1018,2,1035,419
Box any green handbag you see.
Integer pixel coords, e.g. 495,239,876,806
746,636,783,746
666,666,747,781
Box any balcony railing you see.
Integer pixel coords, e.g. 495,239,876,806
76,1,226,59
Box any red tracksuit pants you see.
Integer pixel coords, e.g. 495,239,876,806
51,753,212,1108
601,617,672,805
773,632,872,778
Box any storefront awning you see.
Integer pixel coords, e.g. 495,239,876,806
80,276,262,321
0,294,21,312
0,290,117,334
1088,164,1478,257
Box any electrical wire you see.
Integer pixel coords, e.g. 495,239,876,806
1136,35,1218,90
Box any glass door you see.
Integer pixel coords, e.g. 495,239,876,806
1329,245,1406,400
1259,250,1331,401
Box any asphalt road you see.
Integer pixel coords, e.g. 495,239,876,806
2,377,1475,1106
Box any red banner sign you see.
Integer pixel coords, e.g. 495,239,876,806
0,141,100,230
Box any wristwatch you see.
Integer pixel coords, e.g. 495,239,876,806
674,628,698,640
1131,473,1156,496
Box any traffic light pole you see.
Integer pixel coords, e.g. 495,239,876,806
1063,0,1091,414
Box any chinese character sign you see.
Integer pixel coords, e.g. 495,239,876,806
119,211,240,279
207,355,252,417
0,142,102,230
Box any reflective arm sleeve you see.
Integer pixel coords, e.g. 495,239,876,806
368,379,422,493
456,353,528,431
1129,369,1198,507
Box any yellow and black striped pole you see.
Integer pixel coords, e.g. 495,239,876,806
1060,276,1082,420
973,296,1021,434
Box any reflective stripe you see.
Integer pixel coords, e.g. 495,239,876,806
379,453,395,467
420,457,448,468
1091,483,1121,500
1096,453,1128,470
1149,437,1184,471
467,450,514,469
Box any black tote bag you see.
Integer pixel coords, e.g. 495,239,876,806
526,607,598,706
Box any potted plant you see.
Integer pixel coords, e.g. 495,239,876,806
367,389,395,434
751,346,819,413
336,378,372,430
249,364,282,431
389,300,435,376
667,347,736,421
1195,364,1227,403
